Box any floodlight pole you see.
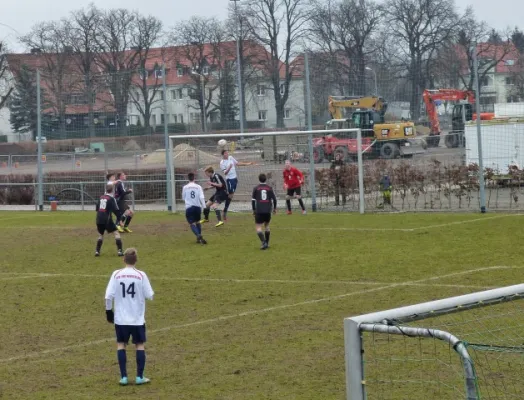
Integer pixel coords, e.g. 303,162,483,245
230,0,245,137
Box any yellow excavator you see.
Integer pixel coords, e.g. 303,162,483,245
316,95,425,162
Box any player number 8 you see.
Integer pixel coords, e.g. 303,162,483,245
190,190,195,199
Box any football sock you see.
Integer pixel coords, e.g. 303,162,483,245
190,224,200,237
96,238,103,252
117,349,127,378
116,238,123,252
136,350,146,379
203,208,210,220
215,210,222,222
120,215,126,224
298,199,305,210
196,223,202,234
286,200,291,211
124,215,132,227
265,230,270,243
224,198,231,213
257,231,265,243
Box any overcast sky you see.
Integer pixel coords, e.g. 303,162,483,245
0,0,521,52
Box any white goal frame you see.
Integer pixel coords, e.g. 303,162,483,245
344,283,524,400
168,128,363,213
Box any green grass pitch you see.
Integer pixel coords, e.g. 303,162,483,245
0,211,523,399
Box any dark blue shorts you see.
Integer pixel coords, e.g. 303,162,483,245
185,206,202,224
227,178,238,193
115,324,147,344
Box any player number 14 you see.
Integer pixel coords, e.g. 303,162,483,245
120,282,136,298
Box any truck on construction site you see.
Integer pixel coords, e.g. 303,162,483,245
465,105,524,183
422,89,495,149
313,95,426,163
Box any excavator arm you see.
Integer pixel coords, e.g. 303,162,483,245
328,95,388,120
422,89,475,135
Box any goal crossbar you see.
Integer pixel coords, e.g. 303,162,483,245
168,128,361,140
344,283,524,400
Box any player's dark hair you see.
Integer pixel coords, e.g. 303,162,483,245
106,184,114,194
258,173,267,183
106,173,114,181
188,172,195,181
124,248,138,265
116,172,125,179
221,149,227,155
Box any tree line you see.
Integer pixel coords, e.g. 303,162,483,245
1,0,524,139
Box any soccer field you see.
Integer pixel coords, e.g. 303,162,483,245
1,211,523,400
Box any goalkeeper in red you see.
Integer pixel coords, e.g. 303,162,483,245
283,160,306,214
252,173,277,250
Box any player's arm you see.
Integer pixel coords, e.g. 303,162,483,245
142,273,155,300
104,272,117,323
295,167,305,184
95,200,100,212
270,189,277,212
111,197,119,217
251,187,257,214
233,157,254,166
199,187,206,209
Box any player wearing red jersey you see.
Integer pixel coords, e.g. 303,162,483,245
283,160,306,215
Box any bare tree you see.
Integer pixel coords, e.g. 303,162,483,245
171,16,229,131
63,5,103,137
0,41,13,110
243,0,309,128
21,22,80,138
384,0,459,119
128,15,164,131
95,9,159,135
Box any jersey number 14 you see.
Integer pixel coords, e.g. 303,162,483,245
120,282,136,298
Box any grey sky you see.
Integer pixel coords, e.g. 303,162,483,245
0,0,521,52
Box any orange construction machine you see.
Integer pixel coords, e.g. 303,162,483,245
422,89,494,148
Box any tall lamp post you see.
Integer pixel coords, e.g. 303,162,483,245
230,0,245,136
191,71,207,133
365,66,377,96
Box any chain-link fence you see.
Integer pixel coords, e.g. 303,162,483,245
3,42,524,212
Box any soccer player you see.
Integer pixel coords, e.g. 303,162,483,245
283,160,306,215
107,173,115,185
105,248,154,386
182,172,207,244
219,149,253,221
95,184,124,257
114,172,134,233
200,166,228,227
252,173,277,250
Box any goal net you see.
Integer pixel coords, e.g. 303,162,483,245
344,284,524,399
167,129,362,213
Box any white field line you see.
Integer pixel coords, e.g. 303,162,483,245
0,272,493,290
0,265,515,364
280,214,522,232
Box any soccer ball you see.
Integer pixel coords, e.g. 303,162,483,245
218,139,227,147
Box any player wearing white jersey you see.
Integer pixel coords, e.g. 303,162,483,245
219,150,253,221
105,248,154,386
182,172,207,244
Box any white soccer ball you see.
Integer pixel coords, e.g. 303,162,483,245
218,139,227,147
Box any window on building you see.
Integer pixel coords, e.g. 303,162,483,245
155,69,163,78
178,114,184,124
150,114,157,125
505,60,515,66
480,76,490,87
177,67,184,77
280,83,285,95
284,108,291,119
203,66,210,75
210,111,219,122
139,70,148,80
172,114,178,123
161,114,167,124
506,77,516,85
191,112,201,123
258,110,267,121
257,84,266,96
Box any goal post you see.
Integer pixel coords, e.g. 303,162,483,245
167,128,363,213
344,283,524,400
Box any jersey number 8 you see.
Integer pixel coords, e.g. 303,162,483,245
190,190,195,199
